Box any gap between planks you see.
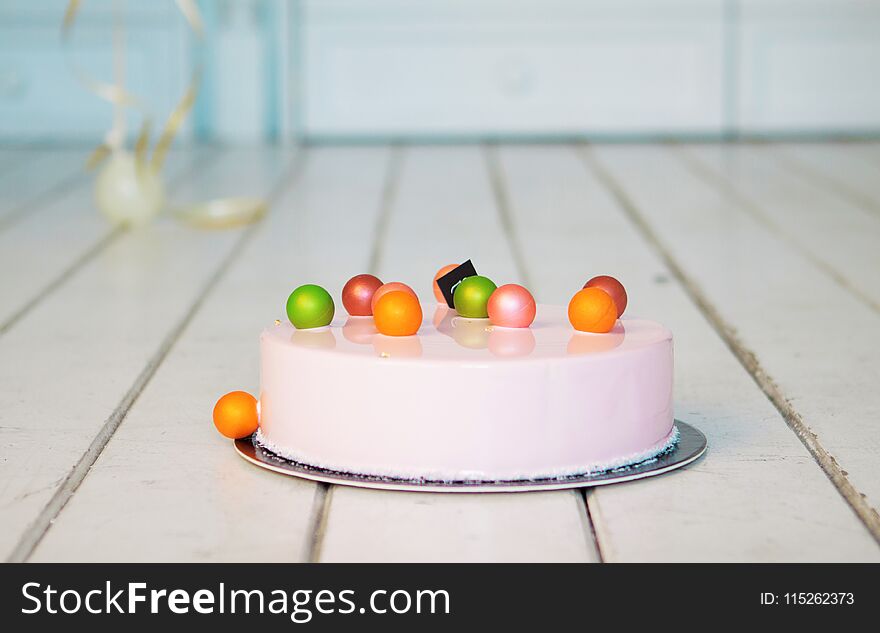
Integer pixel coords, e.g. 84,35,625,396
366,145,404,276
488,142,601,561
578,490,605,562
0,155,86,234
579,143,880,546
305,145,603,563
303,145,402,562
483,143,533,289
581,490,607,563
671,144,880,316
767,145,880,220
0,227,122,337
303,484,334,563
6,151,308,563
0,153,218,338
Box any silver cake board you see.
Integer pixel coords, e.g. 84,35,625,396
233,420,707,493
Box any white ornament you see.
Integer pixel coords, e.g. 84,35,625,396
95,150,165,226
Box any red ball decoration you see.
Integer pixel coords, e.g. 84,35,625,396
584,275,627,317
342,274,383,316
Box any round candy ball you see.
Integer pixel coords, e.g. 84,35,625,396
213,391,259,439
286,284,335,329
584,275,627,317
342,273,383,316
371,282,417,314
568,287,618,333
374,291,422,336
487,283,536,328
432,263,458,303
453,276,497,318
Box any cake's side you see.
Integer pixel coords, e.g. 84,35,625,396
254,425,680,482
257,310,674,482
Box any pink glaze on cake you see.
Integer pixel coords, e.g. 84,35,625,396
257,304,674,481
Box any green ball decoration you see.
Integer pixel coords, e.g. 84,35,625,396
286,284,335,329
453,275,497,318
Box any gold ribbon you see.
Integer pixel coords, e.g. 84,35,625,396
174,197,269,229
64,0,268,229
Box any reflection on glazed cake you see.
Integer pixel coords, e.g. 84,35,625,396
567,322,625,355
289,326,336,350
372,333,423,358
488,326,537,358
283,305,658,361
255,305,675,481
341,316,377,345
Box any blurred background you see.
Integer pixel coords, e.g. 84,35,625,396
3,0,880,144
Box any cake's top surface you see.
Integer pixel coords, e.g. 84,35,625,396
262,304,671,364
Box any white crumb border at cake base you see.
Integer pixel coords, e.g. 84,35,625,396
252,426,680,483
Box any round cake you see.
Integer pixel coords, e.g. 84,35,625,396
255,304,675,482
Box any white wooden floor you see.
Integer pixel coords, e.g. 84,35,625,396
1,142,879,562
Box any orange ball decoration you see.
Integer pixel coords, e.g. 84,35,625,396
568,287,618,333
213,391,259,439
432,264,458,303
374,291,423,337
584,275,627,317
371,282,417,314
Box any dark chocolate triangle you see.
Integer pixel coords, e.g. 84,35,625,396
436,260,478,308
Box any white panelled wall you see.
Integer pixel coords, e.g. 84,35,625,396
737,1,880,134
2,0,880,141
301,0,880,138
303,0,726,137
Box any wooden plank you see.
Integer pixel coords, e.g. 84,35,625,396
0,147,292,562
495,144,879,561
774,142,880,215
318,146,598,563
0,149,202,335
850,142,880,167
320,489,596,563
0,148,89,231
582,143,880,557
679,143,880,311
791,142,880,171
370,145,527,302
31,146,392,562
0,148,22,171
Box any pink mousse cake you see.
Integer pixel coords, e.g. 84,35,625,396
255,304,675,482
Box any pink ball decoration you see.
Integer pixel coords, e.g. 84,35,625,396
487,284,536,328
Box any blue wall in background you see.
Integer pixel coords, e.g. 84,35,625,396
0,0,285,144
193,0,286,143
5,0,880,142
